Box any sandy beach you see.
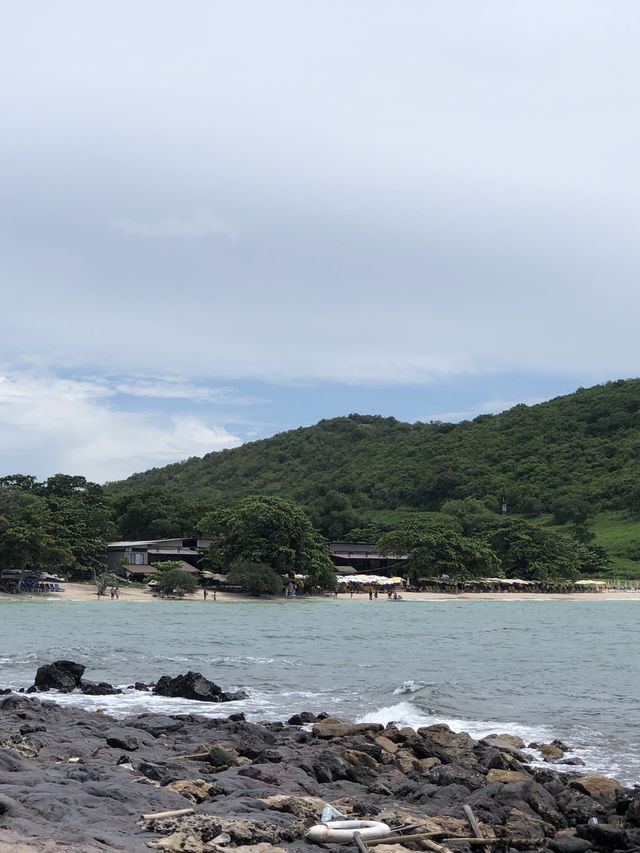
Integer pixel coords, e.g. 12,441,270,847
1,582,639,603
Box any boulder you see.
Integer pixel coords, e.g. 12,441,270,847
80,680,121,695
312,718,383,739
505,807,553,843
343,749,378,769
539,744,566,762
549,835,594,853
105,732,139,751
287,712,316,725
425,761,486,791
486,768,531,784
375,735,399,754
153,671,247,703
570,775,623,798
33,660,85,693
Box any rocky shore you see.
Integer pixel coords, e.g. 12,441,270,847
1,665,638,853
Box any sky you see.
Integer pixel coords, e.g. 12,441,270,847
2,1,640,483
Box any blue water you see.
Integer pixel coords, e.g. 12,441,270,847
1,598,638,783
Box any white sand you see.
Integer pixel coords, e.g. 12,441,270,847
1,582,639,603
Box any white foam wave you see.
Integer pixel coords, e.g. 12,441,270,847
393,680,427,695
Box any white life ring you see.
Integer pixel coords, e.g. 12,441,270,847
307,820,391,843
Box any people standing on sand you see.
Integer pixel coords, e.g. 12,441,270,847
115,587,119,599
368,589,373,600
110,587,115,600
203,588,208,600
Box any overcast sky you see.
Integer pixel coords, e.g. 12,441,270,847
2,1,640,482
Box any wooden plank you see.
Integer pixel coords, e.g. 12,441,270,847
463,806,488,853
353,831,370,853
141,807,195,820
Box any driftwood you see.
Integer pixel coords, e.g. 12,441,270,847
141,807,195,820
419,839,453,853
353,831,370,853
369,833,446,845
464,804,488,853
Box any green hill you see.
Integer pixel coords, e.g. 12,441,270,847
107,379,640,576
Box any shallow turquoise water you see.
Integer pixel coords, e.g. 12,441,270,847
1,598,638,783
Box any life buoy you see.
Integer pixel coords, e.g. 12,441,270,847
306,820,391,843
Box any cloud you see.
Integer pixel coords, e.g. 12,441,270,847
112,211,239,241
0,373,241,482
1,1,640,390
114,377,268,405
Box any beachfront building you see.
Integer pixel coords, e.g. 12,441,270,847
328,541,407,575
106,538,211,577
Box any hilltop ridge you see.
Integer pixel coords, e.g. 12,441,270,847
107,379,640,523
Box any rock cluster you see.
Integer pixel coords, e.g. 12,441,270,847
0,681,638,853
23,661,245,703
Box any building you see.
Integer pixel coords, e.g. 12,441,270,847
106,538,211,576
328,541,407,575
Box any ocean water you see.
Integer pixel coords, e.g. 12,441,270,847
1,598,639,784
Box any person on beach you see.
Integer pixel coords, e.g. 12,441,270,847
110,587,115,599
368,589,373,600
115,587,119,599
203,588,208,600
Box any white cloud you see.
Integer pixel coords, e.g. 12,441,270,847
114,377,268,405
1,1,640,388
0,373,241,482
112,211,239,241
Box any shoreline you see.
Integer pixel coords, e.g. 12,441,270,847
0,687,635,852
1,581,640,603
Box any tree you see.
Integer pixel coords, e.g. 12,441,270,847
113,489,201,540
226,561,283,596
311,490,358,540
378,521,501,581
440,498,497,535
479,518,582,581
154,568,199,596
200,496,336,589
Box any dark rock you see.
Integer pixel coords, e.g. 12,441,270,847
106,733,139,751
19,724,46,735
406,733,453,764
288,712,317,725
0,688,11,695
577,823,628,849
206,743,240,767
153,670,248,703
626,798,640,825
33,660,85,693
549,835,594,853
425,762,487,791
134,681,150,691
138,760,178,784
79,680,121,695
1,694,36,711
228,712,246,722
123,714,184,736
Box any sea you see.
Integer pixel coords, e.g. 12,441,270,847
1,598,638,785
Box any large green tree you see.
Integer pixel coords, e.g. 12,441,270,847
200,496,336,589
378,521,501,581
479,518,583,581
0,474,115,576
112,488,201,540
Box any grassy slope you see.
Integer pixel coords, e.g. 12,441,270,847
537,511,640,579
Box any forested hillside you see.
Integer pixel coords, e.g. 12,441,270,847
108,379,640,527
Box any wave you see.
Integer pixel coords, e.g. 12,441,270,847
393,679,427,695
